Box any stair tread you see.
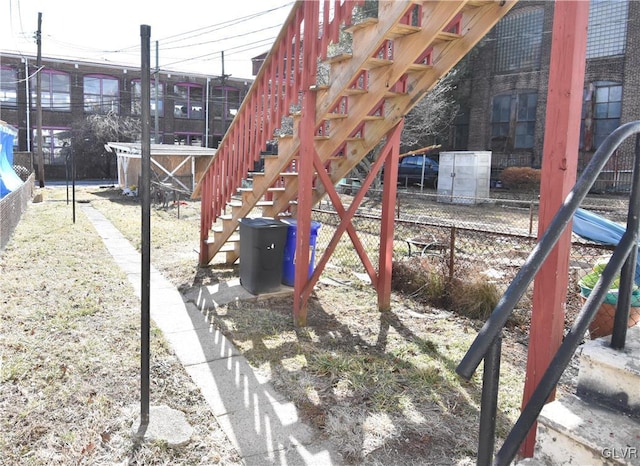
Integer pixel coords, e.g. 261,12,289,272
538,394,640,455
325,53,352,64
205,233,239,246
388,23,422,38
218,243,239,253
576,325,640,413
212,225,238,234
344,17,378,34
580,325,640,376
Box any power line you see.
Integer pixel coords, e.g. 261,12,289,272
158,23,282,52
111,2,293,53
3,2,293,76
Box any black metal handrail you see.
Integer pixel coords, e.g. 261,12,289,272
456,120,640,465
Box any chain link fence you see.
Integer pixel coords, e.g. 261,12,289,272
311,186,624,318
1,174,35,251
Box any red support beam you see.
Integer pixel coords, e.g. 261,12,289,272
520,0,589,458
299,124,404,307
378,119,403,310
293,0,320,327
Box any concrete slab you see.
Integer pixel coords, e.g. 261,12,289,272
132,405,194,448
184,357,288,417
185,278,256,310
165,326,241,366
242,441,342,466
537,394,640,465
184,278,294,311
577,325,640,414
81,203,336,464
148,301,212,333
214,409,319,460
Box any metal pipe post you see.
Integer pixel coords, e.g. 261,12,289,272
139,24,152,428
477,335,502,466
612,134,640,348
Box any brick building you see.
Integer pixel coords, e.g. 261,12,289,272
0,52,250,179
448,0,639,193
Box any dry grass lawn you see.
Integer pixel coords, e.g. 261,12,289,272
1,184,581,465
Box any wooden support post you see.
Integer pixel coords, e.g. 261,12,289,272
520,0,589,458
293,0,319,327
378,120,403,310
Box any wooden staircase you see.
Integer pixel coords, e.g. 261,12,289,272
195,0,518,267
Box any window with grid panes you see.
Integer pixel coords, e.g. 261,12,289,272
0,67,17,107
491,95,511,141
494,8,544,73
586,0,628,58
173,83,203,119
31,127,71,165
491,92,538,150
31,69,70,111
83,75,119,114
515,93,537,149
580,82,623,150
131,80,164,117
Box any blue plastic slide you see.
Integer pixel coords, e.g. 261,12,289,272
0,123,23,198
573,207,640,283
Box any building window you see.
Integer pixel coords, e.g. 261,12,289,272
586,0,628,59
581,82,622,151
1,67,18,107
212,86,241,135
131,79,164,117
173,83,203,119
31,127,71,165
84,75,119,114
491,92,538,151
175,133,203,146
31,69,71,111
494,8,544,73
514,92,537,149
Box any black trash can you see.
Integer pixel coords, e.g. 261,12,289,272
238,217,288,295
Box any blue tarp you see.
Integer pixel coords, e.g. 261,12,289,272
0,123,22,198
573,207,640,283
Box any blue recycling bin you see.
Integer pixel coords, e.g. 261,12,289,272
281,219,321,286
238,217,288,295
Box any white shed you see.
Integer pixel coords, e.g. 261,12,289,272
107,143,216,196
437,151,492,204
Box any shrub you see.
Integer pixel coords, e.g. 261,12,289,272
392,258,500,320
448,277,500,321
392,257,448,308
500,167,541,192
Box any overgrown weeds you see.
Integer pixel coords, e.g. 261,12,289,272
392,257,501,321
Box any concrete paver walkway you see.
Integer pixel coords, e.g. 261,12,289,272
81,205,341,465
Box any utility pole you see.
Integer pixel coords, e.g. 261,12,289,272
36,12,44,187
220,51,230,134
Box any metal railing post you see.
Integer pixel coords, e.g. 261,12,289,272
612,134,640,348
477,334,502,465
449,226,456,281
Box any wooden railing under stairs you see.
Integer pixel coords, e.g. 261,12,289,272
195,0,518,266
